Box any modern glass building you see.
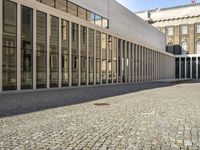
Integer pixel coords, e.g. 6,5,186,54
0,0,175,92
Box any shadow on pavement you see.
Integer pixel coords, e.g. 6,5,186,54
0,80,199,118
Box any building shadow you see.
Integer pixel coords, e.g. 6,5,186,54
0,80,199,118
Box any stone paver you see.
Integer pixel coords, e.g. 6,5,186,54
0,82,200,149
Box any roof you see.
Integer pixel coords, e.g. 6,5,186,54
136,3,200,22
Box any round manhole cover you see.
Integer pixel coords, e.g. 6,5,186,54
94,103,110,106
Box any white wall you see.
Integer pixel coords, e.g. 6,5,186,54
71,0,166,52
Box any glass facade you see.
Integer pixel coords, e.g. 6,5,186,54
61,20,69,86
175,58,179,78
2,0,17,90
0,0,175,92
21,6,33,89
88,29,94,85
80,26,87,85
71,23,79,86
50,16,59,87
36,11,47,88
192,58,196,79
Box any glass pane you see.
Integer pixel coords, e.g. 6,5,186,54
61,20,69,86
2,0,17,91
68,2,77,16
21,6,33,89
108,35,112,83
102,33,107,84
87,11,95,24
186,57,190,78
72,23,79,86
80,26,87,85
56,0,67,12
198,57,200,79
78,6,87,20
102,18,108,28
175,58,179,78
96,31,101,84
36,11,47,88
118,39,121,83
95,14,102,26
88,29,94,85
181,58,185,78
192,58,196,79
50,16,59,87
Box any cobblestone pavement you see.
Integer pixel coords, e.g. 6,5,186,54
0,82,200,150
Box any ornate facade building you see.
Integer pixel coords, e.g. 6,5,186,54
137,3,200,79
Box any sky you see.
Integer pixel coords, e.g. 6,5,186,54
115,0,199,12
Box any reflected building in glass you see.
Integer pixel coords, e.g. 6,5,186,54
0,0,175,92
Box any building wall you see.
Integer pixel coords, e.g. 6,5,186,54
0,0,175,92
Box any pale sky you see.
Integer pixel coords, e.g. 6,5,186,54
115,0,198,12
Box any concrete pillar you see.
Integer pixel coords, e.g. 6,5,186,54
190,57,192,79
33,9,37,90
0,0,3,92
135,45,138,82
58,18,62,87
141,47,144,82
68,22,72,87
93,30,96,85
86,27,89,86
120,40,123,83
17,3,21,91
128,43,131,83
132,44,135,82
78,25,81,86
196,57,198,79
106,34,108,84
138,46,141,82
124,41,127,83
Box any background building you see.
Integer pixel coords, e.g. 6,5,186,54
0,0,175,92
136,3,200,79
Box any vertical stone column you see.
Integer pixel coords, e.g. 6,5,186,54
138,46,141,82
128,43,131,83
86,28,89,86
141,47,144,82
33,9,37,90
78,25,81,86
68,22,72,87
196,57,198,79
120,40,123,83
0,0,3,92
58,18,62,88
135,45,138,82
94,31,96,85
17,3,21,91
124,42,127,83
106,35,108,84
132,44,135,82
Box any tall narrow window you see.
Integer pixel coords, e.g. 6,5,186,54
102,33,107,84
95,14,102,26
36,11,47,88
108,35,112,83
112,37,117,83
192,58,196,79
88,29,94,85
2,0,17,90
197,41,200,54
181,41,188,54
80,26,87,85
118,39,121,83
181,26,188,35
96,31,101,84
50,16,59,87
197,24,200,33
71,23,79,86
21,6,33,89
87,11,95,24
175,58,179,79
168,27,174,36
61,20,69,86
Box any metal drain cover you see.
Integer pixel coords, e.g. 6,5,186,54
94,103,110,106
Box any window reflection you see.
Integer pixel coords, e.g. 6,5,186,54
36,11,47,88
89,29,94,85
21,6,33,89
2,0,17,91
108,35,112,83
96,31,101,84
50,16,59,87
102,33,107,84
68,2,77,16
112,37,117,83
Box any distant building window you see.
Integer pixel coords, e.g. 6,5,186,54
181,26,188,35
197,41,200,54
197,25,200,33
166,42,174,53
168,27,174,36
181,41,188,54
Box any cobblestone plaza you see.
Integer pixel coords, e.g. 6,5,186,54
0,81,200,149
